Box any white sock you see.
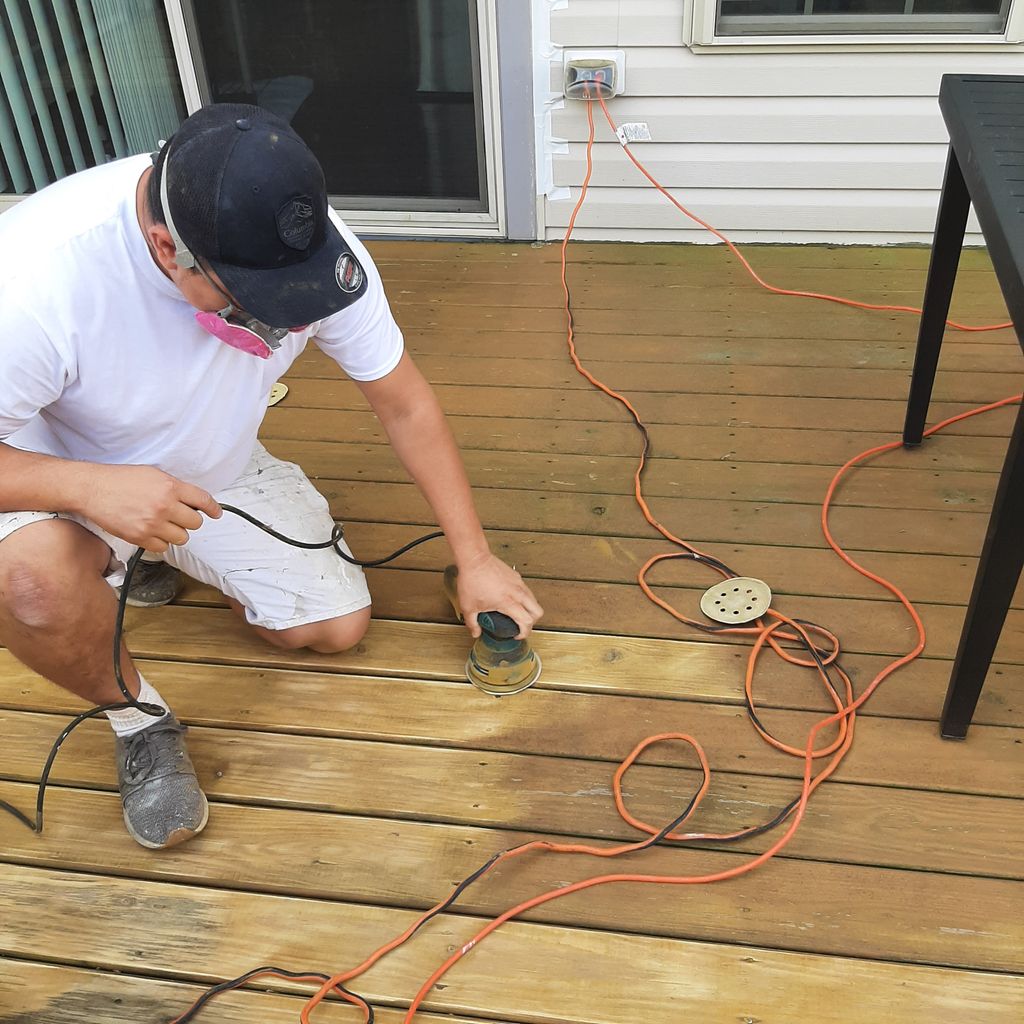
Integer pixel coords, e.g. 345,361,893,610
104,675,171,737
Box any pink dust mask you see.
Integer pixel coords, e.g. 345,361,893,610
194,308,290,359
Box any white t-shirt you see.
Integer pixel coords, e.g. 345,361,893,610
0,156,404,493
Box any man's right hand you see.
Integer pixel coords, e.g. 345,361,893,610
82,465,222,552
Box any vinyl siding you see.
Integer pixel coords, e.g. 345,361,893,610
546,0,1024,243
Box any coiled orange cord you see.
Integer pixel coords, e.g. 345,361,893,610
594,93,1013,334
171,95,1022,1024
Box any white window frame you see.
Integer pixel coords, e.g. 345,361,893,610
687,0,1024,50
163,0,508,238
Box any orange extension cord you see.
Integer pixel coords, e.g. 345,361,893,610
171,95,1022,1024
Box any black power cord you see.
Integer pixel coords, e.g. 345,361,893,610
169,966,374,1024
0,510,443,834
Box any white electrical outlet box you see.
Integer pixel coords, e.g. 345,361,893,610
563,49,626,100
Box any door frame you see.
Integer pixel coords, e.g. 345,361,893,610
163,0,521,238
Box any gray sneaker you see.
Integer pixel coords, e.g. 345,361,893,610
115,713,209,849
119,559,183,608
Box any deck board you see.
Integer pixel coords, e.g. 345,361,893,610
261,406,1014,468
4,865,1022,1024
284,379,1018,433
291,348,1024,399
2,241,1022,1023
1,959,493,1024
1,799,1021,969
257,438,1007,511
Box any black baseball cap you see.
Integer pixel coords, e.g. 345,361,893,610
155,103,367,328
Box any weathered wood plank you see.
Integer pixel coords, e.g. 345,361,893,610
5,595,1020,726
347,568,1024,663
7,584,1019,727
261,406,1012,472
375,261,1001,301
166,516,1024,609
3,865,1022,1024
377,279,1010,322
291,349,1024,402
280,379,1018,436
0,959,500,1024
319,479,996,554
381,304,1013,343
364,240,999,273
260,438,1002,513
386,298,920,341
1,783,1021,967
395,328,1016,369
5,692,1019,801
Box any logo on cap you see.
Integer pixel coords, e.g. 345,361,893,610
336,253,364,294
276,196,316,251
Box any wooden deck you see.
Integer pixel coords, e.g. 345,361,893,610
2,241,1023,1023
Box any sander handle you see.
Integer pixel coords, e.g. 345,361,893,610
476,610,520,640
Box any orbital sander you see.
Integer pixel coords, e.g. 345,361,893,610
443,565,542,696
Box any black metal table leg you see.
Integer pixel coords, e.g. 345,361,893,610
903,148,971,447
940,401,1024,739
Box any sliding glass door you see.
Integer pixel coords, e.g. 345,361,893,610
185,0,487,212
0,0,184,195
176,0,502,233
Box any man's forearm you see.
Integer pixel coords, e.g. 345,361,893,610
0,443,92,515
379,400,491,567
354,355,542,633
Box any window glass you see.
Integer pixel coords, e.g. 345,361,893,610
716,0,1011,35
189,0,486,210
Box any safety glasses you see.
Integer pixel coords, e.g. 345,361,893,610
192,262,289,359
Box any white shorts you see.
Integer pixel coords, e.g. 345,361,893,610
0,443,371,631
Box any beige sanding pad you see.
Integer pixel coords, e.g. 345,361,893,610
700,577,772,624
268,382,288,407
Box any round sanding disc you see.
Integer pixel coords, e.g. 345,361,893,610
700,577,772,624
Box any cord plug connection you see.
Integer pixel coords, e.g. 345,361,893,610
564,51,624,100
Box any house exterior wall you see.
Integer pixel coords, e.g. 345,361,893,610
542,0,1024,244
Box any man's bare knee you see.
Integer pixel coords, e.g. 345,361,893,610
1,563,61,629
0,521,109,630
261,607,371,653
308,607,371,653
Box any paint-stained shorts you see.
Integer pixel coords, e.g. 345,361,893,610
0,443,371,631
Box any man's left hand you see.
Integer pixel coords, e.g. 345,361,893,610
456,553,544,639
